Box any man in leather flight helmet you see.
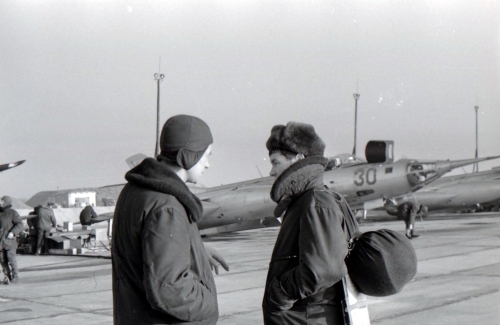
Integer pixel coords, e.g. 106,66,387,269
111,115,228,325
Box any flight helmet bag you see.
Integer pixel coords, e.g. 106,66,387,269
346,229,417,296
331,191,418,297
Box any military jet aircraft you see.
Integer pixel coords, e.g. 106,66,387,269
23,141,499,235
0,160,25,172
174,140,500,234
385,167,500,215
324,142,500,210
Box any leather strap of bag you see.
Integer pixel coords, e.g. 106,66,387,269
326,189,362,253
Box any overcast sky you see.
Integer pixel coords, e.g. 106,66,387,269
1,0,499,200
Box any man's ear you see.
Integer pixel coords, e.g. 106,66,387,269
295,153,305,160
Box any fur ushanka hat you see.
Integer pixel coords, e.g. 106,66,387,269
266,122,325,157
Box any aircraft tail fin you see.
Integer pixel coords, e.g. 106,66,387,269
126,154,148,169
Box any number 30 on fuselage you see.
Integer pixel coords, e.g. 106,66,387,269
354,167,377,186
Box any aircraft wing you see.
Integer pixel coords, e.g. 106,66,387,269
21,214,38,220
196,177,274,200
90,213,114,224
393,192,458,206
22,212,114,224
0,160,26,172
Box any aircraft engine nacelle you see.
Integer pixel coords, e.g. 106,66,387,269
385,205,399,217
365,141,394,164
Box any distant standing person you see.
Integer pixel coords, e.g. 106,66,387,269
36,203,57,255
0,196,23,284
79,204,98,226
398,202,426,239
27,206,40,231
27,205,41,253
112,114,228,324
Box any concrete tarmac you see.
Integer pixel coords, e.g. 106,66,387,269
0,212,499,324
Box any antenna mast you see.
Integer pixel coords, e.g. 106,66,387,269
154,57,165,158
473,102,479,173
352,81,360,156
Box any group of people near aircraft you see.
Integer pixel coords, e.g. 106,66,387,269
0,194,105,285
111,115,371,324
0,198,61,284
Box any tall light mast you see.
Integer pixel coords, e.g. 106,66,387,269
352,92,360,156
473,105,479,172
154,72,165,158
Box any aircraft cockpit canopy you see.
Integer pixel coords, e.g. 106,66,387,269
326,157,342,170
325,155,366,170
407,162,438,187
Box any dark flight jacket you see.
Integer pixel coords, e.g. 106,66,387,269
0,205,24,250
112,158,218,325
37,207,57,231
79,206,97,226
263,158,349,325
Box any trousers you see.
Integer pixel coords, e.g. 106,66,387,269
0,248,18,277
36,229,51,253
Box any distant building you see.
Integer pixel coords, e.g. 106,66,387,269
56,190,96,207
96,184,124,206
26,188,96,208
26,184,125,208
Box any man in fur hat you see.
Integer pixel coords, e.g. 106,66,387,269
111,115,228,325
0,196,23,284
262,122,349,325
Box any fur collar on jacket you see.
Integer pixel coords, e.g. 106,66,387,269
125,158,204,223
270,156,328,218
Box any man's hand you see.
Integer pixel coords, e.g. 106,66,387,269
204,245,229,275
6,232,14,239
266,277,297,312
